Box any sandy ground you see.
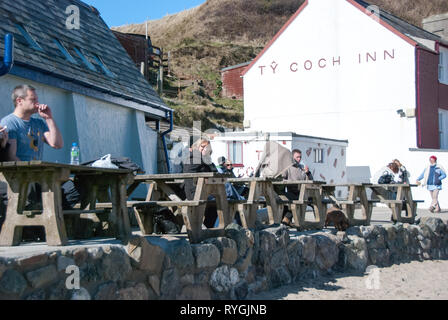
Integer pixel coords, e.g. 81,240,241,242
249,260,448,300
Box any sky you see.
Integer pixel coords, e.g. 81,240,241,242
84,0,207,27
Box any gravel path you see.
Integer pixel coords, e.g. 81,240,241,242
249,260,448,300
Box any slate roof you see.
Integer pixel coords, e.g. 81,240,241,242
354,0,447,48
0,0,170,117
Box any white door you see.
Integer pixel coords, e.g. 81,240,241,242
440,109,448,149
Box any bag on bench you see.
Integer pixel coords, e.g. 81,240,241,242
153,208,181,234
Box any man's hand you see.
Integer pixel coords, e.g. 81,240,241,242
0,125,8,149
304,165,310,173
37,104,53,120
416,180,421,186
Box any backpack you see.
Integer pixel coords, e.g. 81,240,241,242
82,156,144,174
378,171,393,184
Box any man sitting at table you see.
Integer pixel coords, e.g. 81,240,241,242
281,149,313,227
0,85,64,239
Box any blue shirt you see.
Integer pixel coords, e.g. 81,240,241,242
1,114,49,161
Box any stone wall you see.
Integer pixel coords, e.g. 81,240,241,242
0,217,447,300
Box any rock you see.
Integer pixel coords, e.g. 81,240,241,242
336,231,349,243
419,238,432,251
245,230,255,248
192,244,220,269
73,248,88,266
369,249,391,267
346,226,363,237
71,287,91,300
26,265,58,289
25,289,46,300
234,281,249,300
258,230,277,263
87,247,104,260
101,247,132,282
314,235,339,271
147,236,194,273
94,282,118,300
344,236,369,272
271,248,288,269
225,223,249,258
17,254,49,272
177,285,211,300
148,275,161,296
244,266,257,284
271,266,292,288
180,274,194,286
204,237,238,265
298,236,316,264
127,236,165,276
209,265,239,293
0,269,28,297
234,248,253,273
247,277,268,296
0,263,6,279
262,225,289,247
57,256,75,272
420,217,446,235
160,269,180,298
48,280,70,300
117,284,149,300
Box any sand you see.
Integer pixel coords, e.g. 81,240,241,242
249,260,448,300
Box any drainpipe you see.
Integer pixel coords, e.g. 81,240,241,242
0,34,14,76
160,110,173,173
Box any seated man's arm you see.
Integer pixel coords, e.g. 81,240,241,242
38,104,63,149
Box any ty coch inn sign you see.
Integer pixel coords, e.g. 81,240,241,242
257,48,396,75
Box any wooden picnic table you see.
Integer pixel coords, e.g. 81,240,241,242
321,183,372,226
272,180,327,230
0,161,134,246
228,177,284,229
365,183,418,224
130,172,232,243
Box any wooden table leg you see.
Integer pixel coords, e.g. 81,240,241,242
110,175,132,242
261,182,282,224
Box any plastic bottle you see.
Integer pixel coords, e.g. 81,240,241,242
70,142,80,165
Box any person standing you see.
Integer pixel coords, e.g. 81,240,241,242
416,156,446,213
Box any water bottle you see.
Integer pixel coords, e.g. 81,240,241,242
70,142,80,165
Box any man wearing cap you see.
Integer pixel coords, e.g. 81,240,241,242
416,156,446,213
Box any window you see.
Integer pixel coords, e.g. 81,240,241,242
74,47,96,71
228,141,243,165
15,24,43,51
439,48,448,85
440,109,448,149
92,54,115,77
313,148,324,163
53,39,77,64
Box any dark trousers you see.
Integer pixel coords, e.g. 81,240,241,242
283,190,299,221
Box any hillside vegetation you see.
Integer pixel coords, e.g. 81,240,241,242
113,0,448,130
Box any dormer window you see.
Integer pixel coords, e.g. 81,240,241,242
74,47,96,71
53,39,77,64
15,24,43,51
92,54,115,77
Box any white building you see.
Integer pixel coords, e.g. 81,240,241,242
242,0,448,208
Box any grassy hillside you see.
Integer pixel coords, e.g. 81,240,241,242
113,0,448,130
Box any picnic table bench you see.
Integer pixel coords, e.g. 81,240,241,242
129,172,232,243
365,183,419,224
0,161,134,246
272,180,327,231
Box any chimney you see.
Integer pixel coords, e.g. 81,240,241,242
423,13,448,41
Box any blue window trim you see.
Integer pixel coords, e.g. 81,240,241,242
92,54,115,77
74,47,96,71
15,24,43,51
53,39,77,64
